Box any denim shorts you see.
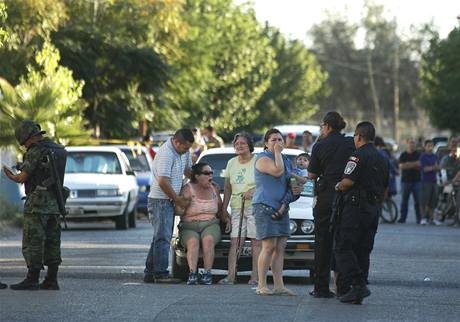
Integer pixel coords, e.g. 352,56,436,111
253,203,290,240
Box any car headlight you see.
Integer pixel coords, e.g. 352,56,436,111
96,189,121,197
301,220,315,234
289,220,298,234
69,190,78,199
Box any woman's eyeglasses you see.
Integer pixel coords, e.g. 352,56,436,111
200,171,214,176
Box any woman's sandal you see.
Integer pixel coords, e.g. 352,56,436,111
273,287,297,296
255,287,274,296
218,277,235,285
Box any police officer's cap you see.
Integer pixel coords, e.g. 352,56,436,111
15,120,46,145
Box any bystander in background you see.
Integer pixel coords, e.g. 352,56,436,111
398,138,422,224
420,140,441,225
302,130,314,153
202,126,225,149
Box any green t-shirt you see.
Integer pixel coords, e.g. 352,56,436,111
225,155,256,209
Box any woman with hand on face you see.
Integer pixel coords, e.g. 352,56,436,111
176,163,231,285
252,129,301,296
218,133,260,287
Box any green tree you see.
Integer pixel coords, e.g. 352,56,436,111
0,42,89,146
420,26,460,133
0,0,68,83
310,3,426,137
51,0,185,138
253,27,328,129
169,0,275,134
0,0,7,47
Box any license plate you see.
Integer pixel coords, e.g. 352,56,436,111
296,243,311,250
241,245,252,256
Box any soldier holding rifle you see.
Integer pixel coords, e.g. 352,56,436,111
3,121,68,290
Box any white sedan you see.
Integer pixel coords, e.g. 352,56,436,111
64,146,139,230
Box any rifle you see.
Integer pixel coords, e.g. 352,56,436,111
43,150,68,229
329,191,344,233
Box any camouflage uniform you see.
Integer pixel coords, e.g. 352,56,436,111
8,121,67,290
21,139,63,270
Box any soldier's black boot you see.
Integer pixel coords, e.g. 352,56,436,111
0,281,7,289
10,268,40,290
339,285,371,304
40,265,60,290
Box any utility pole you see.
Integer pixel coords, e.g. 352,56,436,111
393,18,400,143
393,39,400,143
367,51,382,135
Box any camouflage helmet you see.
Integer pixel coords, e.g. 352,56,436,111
15,120,46,145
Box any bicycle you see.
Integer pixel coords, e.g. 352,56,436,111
380,194,398,223
434,183,460,226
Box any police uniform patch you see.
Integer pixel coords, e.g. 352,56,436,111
344,161,357,175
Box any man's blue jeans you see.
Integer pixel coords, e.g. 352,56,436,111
400,182,422,223
144,198,174,277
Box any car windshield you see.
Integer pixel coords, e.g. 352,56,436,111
121,148,150,172
198,153,235,191
66,152,122,174
200,152,314,197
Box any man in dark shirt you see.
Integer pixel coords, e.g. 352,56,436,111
334,121,389,304
398,138,422,223
420,140,440,225
307,111,355,298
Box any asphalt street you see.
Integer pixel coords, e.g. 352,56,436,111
1,208,460,322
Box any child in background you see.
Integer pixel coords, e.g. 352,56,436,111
274,153,311,219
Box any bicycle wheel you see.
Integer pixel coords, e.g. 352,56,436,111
440,194,456,222
381,199,398,223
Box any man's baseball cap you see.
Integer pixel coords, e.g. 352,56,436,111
15,120,46,145
287,132,296,139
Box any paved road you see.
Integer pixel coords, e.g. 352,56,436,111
1,215,459,321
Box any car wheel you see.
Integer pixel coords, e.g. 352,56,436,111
171,249,189,281
128,208,137,228
115,199,130,230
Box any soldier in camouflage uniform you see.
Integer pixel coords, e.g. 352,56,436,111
3,120,67,290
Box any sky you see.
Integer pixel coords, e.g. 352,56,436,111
242,0,460,44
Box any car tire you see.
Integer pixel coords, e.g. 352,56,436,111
128,208,137,228
171,249,189,281
115,197,130,230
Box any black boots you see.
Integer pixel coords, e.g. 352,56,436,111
10,268,40,290
39,265,60,290
339,285,371,304
0,281,7,289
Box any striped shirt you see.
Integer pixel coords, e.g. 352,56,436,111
148,138,192,199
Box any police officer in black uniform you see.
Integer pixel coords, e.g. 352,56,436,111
334,121,389,304
307,112,355,298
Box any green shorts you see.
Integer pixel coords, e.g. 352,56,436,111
179,218,221,248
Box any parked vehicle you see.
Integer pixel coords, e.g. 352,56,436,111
64,146,139,229
170,147,315,280
115,145,154,214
